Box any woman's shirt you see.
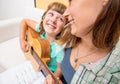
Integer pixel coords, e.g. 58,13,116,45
61,48,75,84
35,24,64,72
70,40,120,84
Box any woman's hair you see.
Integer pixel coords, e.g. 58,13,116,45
38,2,67,38
58,0,120,50
92,0,120,50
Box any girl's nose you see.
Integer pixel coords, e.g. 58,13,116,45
51,16,57,23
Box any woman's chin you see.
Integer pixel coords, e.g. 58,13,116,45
71,30,76,36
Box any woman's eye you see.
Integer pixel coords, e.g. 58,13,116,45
59,17,64,22
68,0,72,5
69,0,72,2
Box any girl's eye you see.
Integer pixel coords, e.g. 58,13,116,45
47,11,65,22
48,12,54,16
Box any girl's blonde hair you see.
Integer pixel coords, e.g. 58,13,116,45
39,2,67,39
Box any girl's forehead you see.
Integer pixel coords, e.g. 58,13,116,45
47,10,63,15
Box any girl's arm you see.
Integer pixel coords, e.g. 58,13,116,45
54,63,62,79
19,18,37,52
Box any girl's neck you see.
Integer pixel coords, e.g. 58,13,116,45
46,34,55,42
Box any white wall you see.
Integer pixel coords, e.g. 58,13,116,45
0,0,34,20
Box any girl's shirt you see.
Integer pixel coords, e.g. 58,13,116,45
35,24,64,72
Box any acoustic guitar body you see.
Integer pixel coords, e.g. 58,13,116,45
25,27,59,84
27,28,50,65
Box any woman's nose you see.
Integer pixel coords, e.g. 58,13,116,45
63,8,73,22
63,8,70,19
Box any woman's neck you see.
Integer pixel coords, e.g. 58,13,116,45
80,34,96,51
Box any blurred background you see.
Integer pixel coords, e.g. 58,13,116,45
0,0,67,73
0,0,68,20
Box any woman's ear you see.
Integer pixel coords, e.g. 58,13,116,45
102,0,109,6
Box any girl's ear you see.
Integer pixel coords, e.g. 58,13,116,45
102,0,109,6
42,16,45,20
43,15,45,19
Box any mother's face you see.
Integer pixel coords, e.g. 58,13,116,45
63,0,108,37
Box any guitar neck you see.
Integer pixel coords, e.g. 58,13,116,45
30,47,59,84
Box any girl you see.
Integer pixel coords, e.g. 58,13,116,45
20,2,66,79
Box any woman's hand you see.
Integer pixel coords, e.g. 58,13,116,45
44,75,54,84
44,74,63,84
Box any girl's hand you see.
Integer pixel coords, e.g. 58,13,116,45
20,39,30,52
44,75,54,84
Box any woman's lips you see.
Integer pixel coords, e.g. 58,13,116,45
64,19,74,28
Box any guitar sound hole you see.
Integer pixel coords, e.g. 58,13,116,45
31,47,34,55
40,70,46,77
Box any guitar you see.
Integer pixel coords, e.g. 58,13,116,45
25,27,60,84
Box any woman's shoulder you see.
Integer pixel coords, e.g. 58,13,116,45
65,47,71,51
115,38,120,48
64,47,72,54
105,39,120,72
111,39,120,58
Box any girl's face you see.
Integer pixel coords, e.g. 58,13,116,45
63,0,105,37
43,10,65,37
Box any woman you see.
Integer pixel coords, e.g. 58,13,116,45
20,2,66,79
45,0,120,84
